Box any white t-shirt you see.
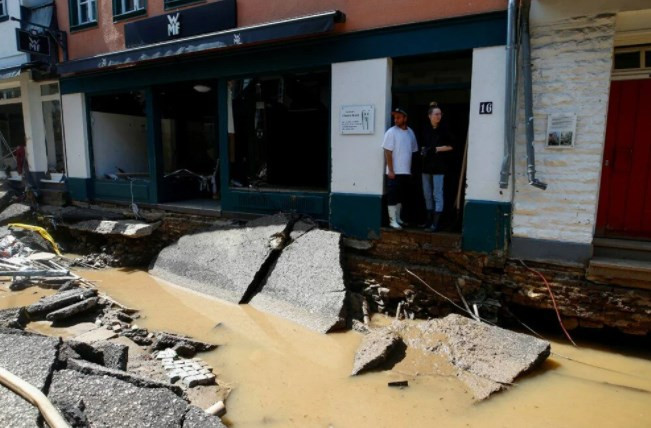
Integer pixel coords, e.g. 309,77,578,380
382,126,418,175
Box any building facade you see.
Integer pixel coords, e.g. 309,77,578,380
45,0,651,288
0,0,65,183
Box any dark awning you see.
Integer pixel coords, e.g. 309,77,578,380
57,10,345,75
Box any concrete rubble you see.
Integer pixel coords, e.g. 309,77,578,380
26,288,98,319
66,219,161,238
183,406,227,428
351,328,404,375
0,307,28,329
387,314,551,400
151,214,348,333
45,296,99,321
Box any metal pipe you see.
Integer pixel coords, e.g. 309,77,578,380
521,2,547,191
499,0,518,189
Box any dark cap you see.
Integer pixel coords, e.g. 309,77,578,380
391,107,408,117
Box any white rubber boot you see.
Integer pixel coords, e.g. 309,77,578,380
396,203,405,226
388,205,402,230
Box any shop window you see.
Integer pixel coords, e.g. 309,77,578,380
613,46,651,72
0,104,26,172
113,0,146,21
0,87,21,101
42,100,64,173
69,0,97,30
228,70,330,192
89,91,149,181
40,83,59,96
155,81,219,201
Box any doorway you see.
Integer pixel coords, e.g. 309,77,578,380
391,51,472,231
596,77,651,240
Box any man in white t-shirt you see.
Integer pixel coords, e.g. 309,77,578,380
382,107,418,229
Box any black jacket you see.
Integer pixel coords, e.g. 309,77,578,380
420,125,454,175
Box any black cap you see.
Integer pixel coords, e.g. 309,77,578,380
391,107,408,117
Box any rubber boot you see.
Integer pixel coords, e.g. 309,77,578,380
428,212,441,232
388,205,402,230
396,203,406,226
422,210,434,229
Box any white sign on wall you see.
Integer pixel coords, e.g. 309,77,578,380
340,105,374,135
546,113,577,148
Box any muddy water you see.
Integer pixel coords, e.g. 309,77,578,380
0,282,55,309
18,270,651,427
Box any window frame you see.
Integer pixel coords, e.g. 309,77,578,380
69,0,98,32
113,0,147,22
0,0,8,22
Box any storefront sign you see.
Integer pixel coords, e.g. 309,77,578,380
124,0,236,48
15,29,50,56
546,113,576,147
340,105,375,135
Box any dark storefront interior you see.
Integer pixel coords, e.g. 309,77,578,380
228,70,330,192
391,51,472,231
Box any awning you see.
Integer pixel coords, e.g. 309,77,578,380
0,66,21,80
57,10,345,75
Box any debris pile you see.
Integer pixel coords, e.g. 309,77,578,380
156,349,216,387
350,314,551,400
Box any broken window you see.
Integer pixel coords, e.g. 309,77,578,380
227,70,330,192
89,91,149,182
0,86,25,173
156,81,219,201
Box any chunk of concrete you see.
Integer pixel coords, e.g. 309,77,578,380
49,369,188,427
183,406,227,428
93,341,129,371
0,307,28,329
46,297,99,321
0,203,31,225
153,332,216,353
73,326,118,343
351,329,404,375
67,358,184,397
0,330,60,427
249,229,347,333
26,288,97,317
150,213,292,303
415,314,551,400
66,219,161,238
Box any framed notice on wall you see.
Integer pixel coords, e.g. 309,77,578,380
340,105,375,135
546,113,577,148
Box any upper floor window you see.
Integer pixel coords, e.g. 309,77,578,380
69,0,97,29
0,0,8,19
164,0,203,10
114,0,146,21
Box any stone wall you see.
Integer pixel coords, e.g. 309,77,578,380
345,230,651,335
512,14,616,244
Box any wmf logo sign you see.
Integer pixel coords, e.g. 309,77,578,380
28,37,40,52
167,13,180,36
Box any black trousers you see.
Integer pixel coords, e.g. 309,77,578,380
386,174,411,206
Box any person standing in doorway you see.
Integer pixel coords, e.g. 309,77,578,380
383,107,418,230
420,101,454,232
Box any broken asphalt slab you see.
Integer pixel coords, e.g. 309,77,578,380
49,369,189,427
183,406,227,428
150,213,292,303
0,329,61,427
249,228,347,333
64,219,161,238
0,203,32,225
0,307,28,329
351,328,404,375
26,288,98,318
404,314,551,400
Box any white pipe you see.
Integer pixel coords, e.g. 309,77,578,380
0,366,71,428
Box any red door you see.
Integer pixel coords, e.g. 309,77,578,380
596,79,651,239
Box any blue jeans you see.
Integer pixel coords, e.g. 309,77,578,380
422,174,444,212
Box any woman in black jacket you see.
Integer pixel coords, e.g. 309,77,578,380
420,102,454,231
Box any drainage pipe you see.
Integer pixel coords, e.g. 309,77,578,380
0,366,71,428
499,0,518,189
521,2,548,191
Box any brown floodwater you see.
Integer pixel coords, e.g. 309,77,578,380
4,270,651,427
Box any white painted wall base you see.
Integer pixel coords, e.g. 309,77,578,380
465,46,511,204
330,58,392,196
